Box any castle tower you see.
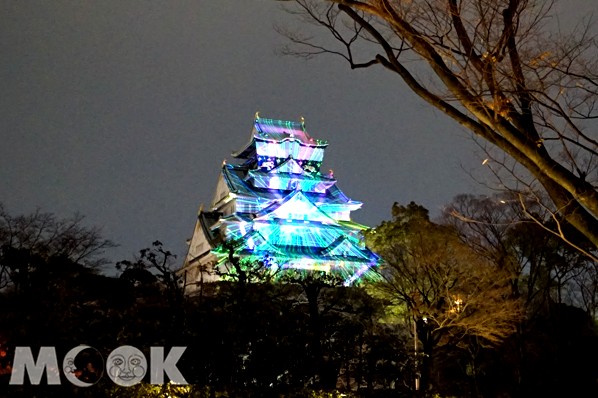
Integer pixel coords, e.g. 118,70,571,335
180,115,379,293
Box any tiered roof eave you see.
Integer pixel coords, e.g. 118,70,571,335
232,115,328,160
182,114,381,291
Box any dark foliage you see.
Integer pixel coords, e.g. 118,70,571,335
0,204,597,397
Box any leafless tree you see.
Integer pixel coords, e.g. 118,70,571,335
0,203,114,291
571,261,598,317
444,194,595,312
279,0,598,255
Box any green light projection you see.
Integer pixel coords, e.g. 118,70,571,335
210,115,380,285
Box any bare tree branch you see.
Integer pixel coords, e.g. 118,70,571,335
279,0,598,253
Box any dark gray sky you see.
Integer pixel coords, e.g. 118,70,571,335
1,1,595,265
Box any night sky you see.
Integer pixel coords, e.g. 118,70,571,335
1,1,595,267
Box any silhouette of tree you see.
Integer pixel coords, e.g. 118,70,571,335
280,0,598,254
444,193,596,311
0,203,114,293
366,202,523,394
116,240,183,303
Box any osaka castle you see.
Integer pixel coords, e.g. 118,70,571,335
180,114,380,293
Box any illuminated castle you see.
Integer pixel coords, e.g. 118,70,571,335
180,114,379,293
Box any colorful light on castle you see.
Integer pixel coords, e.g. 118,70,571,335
185,114,380,286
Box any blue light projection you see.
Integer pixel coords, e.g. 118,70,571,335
209,115,380,285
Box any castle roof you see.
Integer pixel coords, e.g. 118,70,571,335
232,116,328,159
221,164,362,209
187,114,379,287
